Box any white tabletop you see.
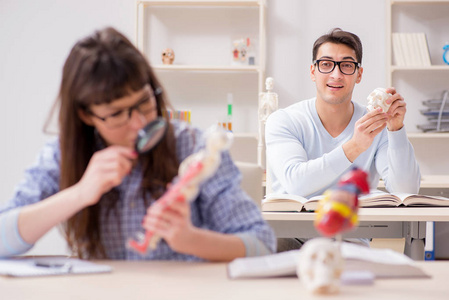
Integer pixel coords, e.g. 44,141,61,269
1,260,448,300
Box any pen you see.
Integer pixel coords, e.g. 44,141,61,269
34,260,72,272
34,262,65,268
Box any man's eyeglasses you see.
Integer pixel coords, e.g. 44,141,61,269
87,87,161,129
313,59,361,75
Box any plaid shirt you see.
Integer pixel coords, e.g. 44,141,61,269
0,121,276,260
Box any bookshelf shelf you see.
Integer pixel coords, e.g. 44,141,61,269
136,0,266,135
392,0,449,4
392,65,449,72
153,65,261,72
138,0,262,7
407,132,449,139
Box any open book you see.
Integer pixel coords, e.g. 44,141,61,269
262,193,319,212
262,190,449,212
227,242,430,279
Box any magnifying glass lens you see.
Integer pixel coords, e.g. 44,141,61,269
135,117,168,154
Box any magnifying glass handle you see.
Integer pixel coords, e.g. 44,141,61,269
127,230,159,254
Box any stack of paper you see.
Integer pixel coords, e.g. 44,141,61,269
417,90,449,132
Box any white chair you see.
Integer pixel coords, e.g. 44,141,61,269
235,161,263,209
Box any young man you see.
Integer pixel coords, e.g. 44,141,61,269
265,28,420,250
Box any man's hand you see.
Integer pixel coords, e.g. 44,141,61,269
385,87,406,131
343,109,387,162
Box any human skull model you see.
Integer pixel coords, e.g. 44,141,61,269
265,77,274,92
366,88,392,113
161,48,175,64
297,238,343,294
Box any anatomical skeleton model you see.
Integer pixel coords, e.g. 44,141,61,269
314,168,370,237
297,168,370,294
128,126,233,254
258,77,278,168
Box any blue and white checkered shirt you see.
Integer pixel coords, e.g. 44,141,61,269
0,121,276,260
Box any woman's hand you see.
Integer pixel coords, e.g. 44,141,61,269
75,146,137,207
142,195,196,253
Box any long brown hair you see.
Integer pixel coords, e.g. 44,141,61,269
57,27,179,258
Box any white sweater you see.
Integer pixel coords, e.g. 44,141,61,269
266,98,421,198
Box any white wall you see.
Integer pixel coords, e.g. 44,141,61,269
0,0,389,255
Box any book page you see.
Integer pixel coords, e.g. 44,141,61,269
228,242,429,279
358,190,402,207
227,250,300,279
393,193,449,206
262,193,308,212
264,193,308,204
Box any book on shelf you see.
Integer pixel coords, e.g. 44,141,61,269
163,109,191,124
391,32,431,67
407,33,423,66
392,33,406,66
262,189,449,212
227,242,429,279
417,33,432,66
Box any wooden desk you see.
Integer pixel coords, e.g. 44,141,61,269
263,207,449,260
1,260,448,300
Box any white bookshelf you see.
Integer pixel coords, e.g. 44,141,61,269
386,0,449,134
135,0,266,134
386,0,449,178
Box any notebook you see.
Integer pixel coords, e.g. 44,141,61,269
0,256,112,277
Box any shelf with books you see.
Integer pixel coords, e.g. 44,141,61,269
135,0,266,135
386,0,449,179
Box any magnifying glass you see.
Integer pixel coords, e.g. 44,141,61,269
135,117,168,154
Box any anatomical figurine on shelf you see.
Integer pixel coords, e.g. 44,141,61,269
297,168,369,295
161,48,175,65
258,77,278,168
314,168,370,237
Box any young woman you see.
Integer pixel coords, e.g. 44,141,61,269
0,27,276,261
